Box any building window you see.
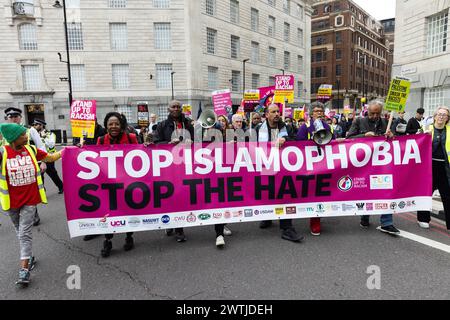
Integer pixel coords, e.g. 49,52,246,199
208,66,218,90
268,16,275,37
335,16,344,27
153,0,170,8
284,22,290,42
206,0,215,16
252,74,260,89
110,23,127,50
324,5,331,13
297,28,304,47
283,0,290,14
115,105,135,123
156,64,172,89
67,23,83,50
336,64,342,76
268,46,276,66
230,0,239,24
426,11,448,56
206,28,217,54
112,64,130,90
22,65,40,91
297,81,304,97
231,35,240,59
269,76,275,86
18,24,38,50
336,49,342,60
251,8,259,32
71,64,86,91
251,41,259,64
268,0,275,7
336,31,342,43
424,87,445,116
109,0,127,8
231,70,241,92
297,55,303,73
296,4,303,20
284,51,290,70
154,23,171,49
157,104,169,120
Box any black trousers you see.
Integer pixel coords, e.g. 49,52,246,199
215,224,224,237
44,162,63,190
417,160,450,229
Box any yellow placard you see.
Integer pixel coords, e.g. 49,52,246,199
244,90,260,101
274,90,294,103
293,109,304,121
182,104,192,116
385,77,411,112
70,120,96,138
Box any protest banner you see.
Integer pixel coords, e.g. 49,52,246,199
274,75,295,104
212,89,232,116
317,85,333,100
182,104,192,117
258,86,283,114
70,100,96,138
243,90,260,112
63,135,432,237
385,77,411,113
137,102,149,127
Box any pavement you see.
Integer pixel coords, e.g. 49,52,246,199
0,159,449,300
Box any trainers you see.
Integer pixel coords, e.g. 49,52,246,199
28,256,36,271
215,235,225,248
377,225,400,235
360,220,370,229
259,220,273,229
16,268,30,287
101,240,112,258
175,231,187,242
165,228,174,236
310,218,321,236
223,226,232,236
281,227,304,242
123,236,134,251
418,222,430,229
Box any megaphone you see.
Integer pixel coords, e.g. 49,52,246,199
312,119,333,145
198,109,218,129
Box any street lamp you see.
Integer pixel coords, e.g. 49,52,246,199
279,68,285,75
242,58,249,96
53,0,73,106
359,52,367,105
170,71,175,100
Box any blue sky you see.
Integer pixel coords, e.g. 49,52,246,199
352,0,396,20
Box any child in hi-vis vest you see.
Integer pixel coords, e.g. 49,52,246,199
0,123,63,287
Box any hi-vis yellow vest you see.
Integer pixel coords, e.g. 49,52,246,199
0,145,47,211
429,124,450,163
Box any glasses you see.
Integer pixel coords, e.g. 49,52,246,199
313,109,324,113
436,113,449,118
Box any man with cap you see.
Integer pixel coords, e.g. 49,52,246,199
3,107,47,226
32,119,64,194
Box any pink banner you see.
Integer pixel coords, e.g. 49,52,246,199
63,135,432,237
212,89,232,116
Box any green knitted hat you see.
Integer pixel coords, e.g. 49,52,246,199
0,123,27,143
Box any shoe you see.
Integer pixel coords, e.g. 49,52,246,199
310,218,321,236
15,268,30,287
223,226,232,236
58,188,64,194
175,231,186,242
33,218,40,226
418,222,430,229
281,227,304,242
28,256,36,271
165,228,174,236
101,240,112,258
216,235,225,248
123,236,134,251
259,220,273,229
83,234,100,241
377,225,400,235
360,220,370,229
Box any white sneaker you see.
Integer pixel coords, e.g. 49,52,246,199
216,235,225,248
418,222,430,229
223,226,232,236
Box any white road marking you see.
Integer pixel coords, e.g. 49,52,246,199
398,229,450,254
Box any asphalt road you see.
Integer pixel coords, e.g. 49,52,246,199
1,159,449,300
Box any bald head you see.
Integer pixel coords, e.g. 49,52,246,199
168,100,182,119
266,104,281,126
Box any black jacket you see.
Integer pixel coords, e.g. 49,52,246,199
347,117,388,138
153,114,194,144
254,120,295,142
406,117,422,135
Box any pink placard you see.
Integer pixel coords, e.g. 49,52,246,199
212,89,232,116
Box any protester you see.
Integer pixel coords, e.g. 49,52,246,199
285,117,297,135
331,116,344,138
153,100,194,243
255,104,304,242
417,106,450,230
391,111,407,136
339,113,354,137
149,113,158,133
406,107,425,134
296,101,334,236
346,100,400,235
32,119,64,194
0,123,63,287
96,112,139,257
251,112,262,129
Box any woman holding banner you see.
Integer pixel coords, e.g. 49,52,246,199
97,112,139,258
417,106,450,230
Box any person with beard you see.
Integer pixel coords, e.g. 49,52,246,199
255,104,304,242
153,100,194,243
251,112,262,129
346,100,400,235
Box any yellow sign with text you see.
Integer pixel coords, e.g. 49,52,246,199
274,90,294,103
385,77,411,112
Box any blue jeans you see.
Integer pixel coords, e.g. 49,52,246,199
361,214,393,227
